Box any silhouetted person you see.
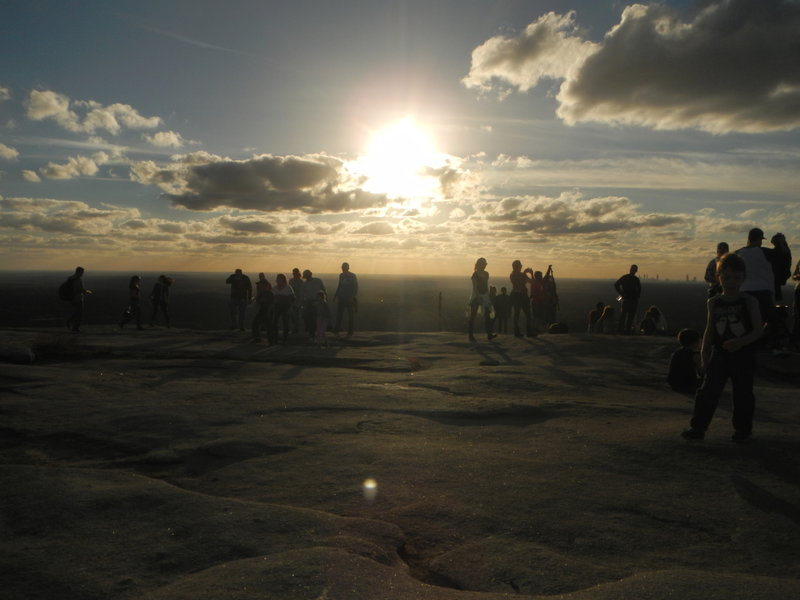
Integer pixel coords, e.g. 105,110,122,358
510,260,534,337
493,286,511,334
639,305,667,335
704,242,728,297
301,270,326,341
529,270,546,333
149,275,173,327
226,268,252,331
119,275,144,330
289,268,304,334
252,272,275,344
770,232,792,302
543,265,558,326
315,290,332,348
682,253,763,442
333,262,358,338
614,264,641,334
64,266,91,333
668,329,701,394
597,305,615,334
792,258,800,349
273,273,295,344
468,257,495,342
588,301,605,333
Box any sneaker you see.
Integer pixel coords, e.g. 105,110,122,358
681,429,704,440
731,431,751,443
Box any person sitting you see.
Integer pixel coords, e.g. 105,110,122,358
639,305,667,335
668,329,701,394
588,301,605,333
596,305,616,334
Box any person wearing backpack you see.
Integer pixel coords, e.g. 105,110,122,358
63,266,91,332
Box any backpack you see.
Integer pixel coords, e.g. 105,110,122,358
58,278,74,301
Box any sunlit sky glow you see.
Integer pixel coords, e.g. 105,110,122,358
1,0,798,278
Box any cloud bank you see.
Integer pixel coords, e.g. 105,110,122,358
464,0,800,133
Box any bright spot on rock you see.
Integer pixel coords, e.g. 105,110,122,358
363,478,378,502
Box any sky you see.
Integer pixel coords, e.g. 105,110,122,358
1,0,799,279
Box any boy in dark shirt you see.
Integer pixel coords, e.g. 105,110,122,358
681,253,763,442
668,329,701,394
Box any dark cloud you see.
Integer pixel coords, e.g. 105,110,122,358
467,0,800,133
133,154,389,214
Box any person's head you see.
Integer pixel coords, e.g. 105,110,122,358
500,286,507,294
75,266,84,276
512,260,522,272
341,262,350,273
292,267,301,278
771,232,787,249
302,269,312,280
489,285,497,296
475,257,487,271
129,275,140,286
677,328,701,350
276,273,287,286
646,305,660,317
629,264,638,275
258,272,266,281
534,270,542,279
716,242,729,256
235,268,242,275
717,252,746,293
747,227,765,247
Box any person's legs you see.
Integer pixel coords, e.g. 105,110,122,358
729,350,756,436
335,300,346,334
689,352,727,433
345,300,354,335
468,299,478,341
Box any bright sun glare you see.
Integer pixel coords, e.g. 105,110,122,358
354,118,446,201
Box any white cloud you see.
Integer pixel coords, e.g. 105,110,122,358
40,151,111,179
26,90,162,135
0,143,19,160
21,170,41,182
0,196,139,234
0,87,10,102
465,0,800,133
142,130,186,148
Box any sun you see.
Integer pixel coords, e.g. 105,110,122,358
353,118,446,201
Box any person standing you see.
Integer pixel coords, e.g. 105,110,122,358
735,228,775,326
289,268,304,334
468,257,495,342
251,273,275,344
704,242,729,297
681,253,763,442
769,233,792,302
64,266,91,332
272,273,295,344
226,268,252,331
119,275,144,330
301,270,326,341
614,264,641,334
792,258,800,349
493,286,511,334
149,275,174,328
333,262,358,338
509,260,534,337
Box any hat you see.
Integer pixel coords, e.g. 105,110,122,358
748,227,765,241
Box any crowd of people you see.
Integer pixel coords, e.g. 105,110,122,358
467,258,559,342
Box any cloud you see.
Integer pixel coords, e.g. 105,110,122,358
465,0,800,133
143,130,187,148
355,222,395,235
475,190,689,235
0,196,138,234
26,90,162,135
0,87,10,102
463,11,598,96
21,170,41,182
0,143,19,160
130,153,389,214
39,151,111,179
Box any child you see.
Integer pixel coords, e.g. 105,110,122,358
668,329,701,394
588,301,605,333
681,253,763,442
315,290,331,348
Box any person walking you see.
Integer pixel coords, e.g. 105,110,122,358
149,275,173,327
119,275,144,330
614,264,641,334
333,262,358,338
